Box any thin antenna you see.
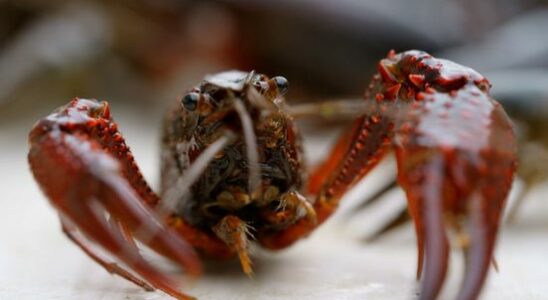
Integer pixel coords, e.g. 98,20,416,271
159,133,235,216
233,98,262,199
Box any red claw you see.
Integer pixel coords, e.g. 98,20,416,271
293,50,516,300
386,51,516,300
29,98,201,299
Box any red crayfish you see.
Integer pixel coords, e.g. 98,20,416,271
28,50,517,300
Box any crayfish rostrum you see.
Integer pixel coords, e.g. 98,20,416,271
28,50,517,300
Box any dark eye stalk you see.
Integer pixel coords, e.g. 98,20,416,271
181,92,199,111
273,76,289,95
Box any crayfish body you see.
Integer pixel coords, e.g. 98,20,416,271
28,50,516,300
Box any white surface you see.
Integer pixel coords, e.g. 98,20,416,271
1,106,547,300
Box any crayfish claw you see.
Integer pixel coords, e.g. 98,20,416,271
402,156,450,300
455,193,498,300
63,197,191,300
419,212,450,300
61,217,156,292
28,99,202,299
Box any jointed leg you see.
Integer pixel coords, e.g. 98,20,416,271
365,207,410,242
260,191,317,227
260,108,395,249
350,178,398,213
213,215,253,276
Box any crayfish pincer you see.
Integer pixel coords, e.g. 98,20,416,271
29,50,516,300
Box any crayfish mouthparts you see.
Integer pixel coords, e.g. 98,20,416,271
29,50,516,300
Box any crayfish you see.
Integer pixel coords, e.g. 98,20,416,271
28,50,517,300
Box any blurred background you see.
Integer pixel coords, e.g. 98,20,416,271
1,0,548,299
1,0,548,115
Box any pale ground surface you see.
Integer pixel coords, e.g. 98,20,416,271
1,103,547,300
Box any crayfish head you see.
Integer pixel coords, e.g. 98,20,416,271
178,71,289,118
166,71,307,238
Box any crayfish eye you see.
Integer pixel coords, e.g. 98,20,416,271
181,92,199,111
273,76,289,95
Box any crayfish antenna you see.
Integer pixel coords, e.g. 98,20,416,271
233,98,261,200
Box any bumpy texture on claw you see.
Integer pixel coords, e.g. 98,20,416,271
266,50,516,300
377,51,516,300
28,55,517,300
28,98,202,300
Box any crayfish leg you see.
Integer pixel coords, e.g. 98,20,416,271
365,206,410,243
307,123,356,196
212,215,254,276
350,178,399,214
261,112,393,250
